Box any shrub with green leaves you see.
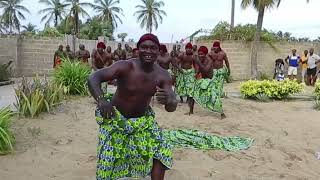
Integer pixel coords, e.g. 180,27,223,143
0,107,15,155
240,79,303,100
15,76,64,118
54,58,91,95
314,81,320,100
0,61,12,82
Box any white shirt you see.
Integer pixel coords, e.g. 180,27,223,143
308,54,320,69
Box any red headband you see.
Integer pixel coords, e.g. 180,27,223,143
132,48,138,52
97,42,106,49
198,46,208,55
185,42,192,49
212,40,221,48
137,33,160,48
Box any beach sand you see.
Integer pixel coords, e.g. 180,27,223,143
0,83,319,180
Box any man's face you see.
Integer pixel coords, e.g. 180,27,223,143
66,46,70,51
58,45,63,51
133,50,139,58
310,49,314,54
118,43,121,49
193,45,197,51
304,50,308,55
177,45,181,51
185,48,192,55
97,48,103,53
107,46,111,53
139,40,159,64
198,51,206,59
212,47,219,53
292,49,296,55
125,44,129,49
79,45,84,50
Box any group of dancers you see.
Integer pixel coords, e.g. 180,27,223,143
87,33,231,180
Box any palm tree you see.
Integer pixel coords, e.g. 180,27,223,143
91,0,123,30
65,0,93,35
231,0,235,28
117,32,127,42
134,0,166,33
22,23,37,33
38,0,69,27
0,0,30,34
241,0,309,78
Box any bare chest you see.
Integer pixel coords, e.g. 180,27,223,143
121,72,159,96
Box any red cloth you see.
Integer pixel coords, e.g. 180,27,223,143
198,46,208,55
97,42,106,49
137,33,160,48
132,48,138,52
185,42,192,49
159,44,168,53
212,40,221,48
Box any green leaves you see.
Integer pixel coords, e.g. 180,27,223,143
14,76,64,118
54,58,91,95
314,81,320,100
0,61,12,82
0,106,15,155
240,79,303,100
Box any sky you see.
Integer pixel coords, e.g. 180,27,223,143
21,0,320,43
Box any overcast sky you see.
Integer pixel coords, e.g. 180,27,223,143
21,0,319,43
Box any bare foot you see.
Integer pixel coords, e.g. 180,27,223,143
184,112,193,116
220,113,226,119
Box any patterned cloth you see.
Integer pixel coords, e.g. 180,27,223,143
175,68,196,97
163,129,254,151
193,67,228,113
95,94,173,180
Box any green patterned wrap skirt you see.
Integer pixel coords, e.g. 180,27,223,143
175,68,196,97
95,94,173,180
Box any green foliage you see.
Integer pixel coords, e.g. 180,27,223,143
38,0,69,27
198,21,313,43
0,61,12,82
0,106,15,155
91,0,123,29
314,81,320,100
54,58,91,95
259,71,271,80
255,93,271,102
39,27,63,37
314,99,320,111
134,0,167,33
78,16,113,40
14,76,64,118
240,79,303,100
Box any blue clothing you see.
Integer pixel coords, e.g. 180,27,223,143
288,55,300,67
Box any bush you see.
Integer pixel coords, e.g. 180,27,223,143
0,61,12,82
14,76,64,118
38,27,63,38
54,58,91,95
0,107,15,154
314,99,320,111
315,81,320,100
240,79,303,100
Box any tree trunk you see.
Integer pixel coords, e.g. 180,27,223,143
231,0,235,29
55,15,58,27
75,13,79,36
250,6,264,79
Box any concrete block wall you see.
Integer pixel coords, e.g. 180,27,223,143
1,36,319,80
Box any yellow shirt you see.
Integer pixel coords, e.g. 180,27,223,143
300,55,308,69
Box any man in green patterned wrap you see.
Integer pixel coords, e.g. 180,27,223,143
88,33,178,180
192,46,227,119
208,41,231,119
175,42,196,114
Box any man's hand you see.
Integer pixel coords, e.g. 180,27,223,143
97,99,115,119
155,86,169,105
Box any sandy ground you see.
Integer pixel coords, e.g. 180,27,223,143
0,82,320,180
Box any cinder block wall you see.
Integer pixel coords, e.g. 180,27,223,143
1,36,319,80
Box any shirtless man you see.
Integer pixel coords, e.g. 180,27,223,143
132,48,139,58
92,42,111,70
176,43,196,114
208,41,230,119
192,45,198,56
157,44,171,70
88,33,177,180
113,43,125,61
193,46,226,119
65,45,75,60
75,44,90,64
124,43,133,59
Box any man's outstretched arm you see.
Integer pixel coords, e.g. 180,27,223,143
156,72,178,112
